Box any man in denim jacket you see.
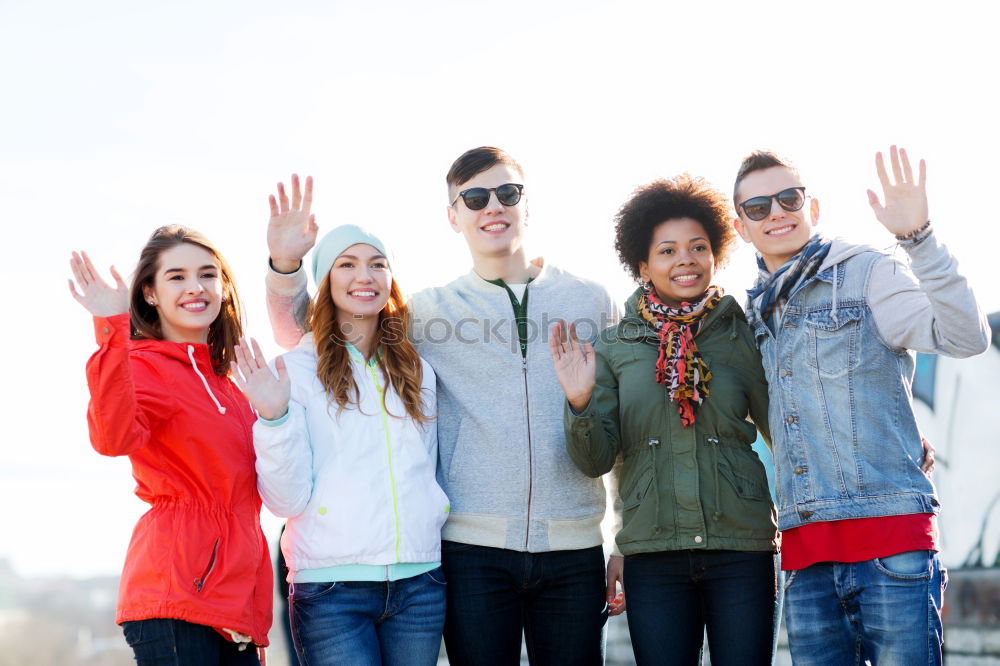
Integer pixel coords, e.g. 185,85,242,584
733,146,989,665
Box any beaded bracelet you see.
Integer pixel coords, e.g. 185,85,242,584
898,224,934,248
895,219,931,241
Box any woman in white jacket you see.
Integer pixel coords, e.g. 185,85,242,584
233,208,448,666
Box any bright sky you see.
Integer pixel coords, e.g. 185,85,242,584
2,0,997,578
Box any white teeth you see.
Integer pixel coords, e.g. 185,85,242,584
673,275,699,281
482,223,507,232
351,290,375,297
181,302,207,311
767,225,795,235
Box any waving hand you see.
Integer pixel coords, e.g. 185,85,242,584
867,145,929,237
68,251,129,317
267,174,318,273
231,337,291,421
550,320,597,413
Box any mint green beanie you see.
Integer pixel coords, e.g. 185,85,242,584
311,225,390,286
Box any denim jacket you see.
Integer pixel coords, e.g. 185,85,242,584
748,234,990,531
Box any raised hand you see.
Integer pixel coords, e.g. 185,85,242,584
231,337,290,421
68,251,129,317
267,174,318,273
867,145,929,237
549,320,596,412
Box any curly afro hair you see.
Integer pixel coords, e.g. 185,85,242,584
614,174,737,282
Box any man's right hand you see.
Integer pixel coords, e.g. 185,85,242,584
267,174,318,273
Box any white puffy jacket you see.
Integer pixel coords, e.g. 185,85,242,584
253,335,448,572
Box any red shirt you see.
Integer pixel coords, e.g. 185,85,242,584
780,513,938,571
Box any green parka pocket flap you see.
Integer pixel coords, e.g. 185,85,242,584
715,444,769,502
622,467,655,511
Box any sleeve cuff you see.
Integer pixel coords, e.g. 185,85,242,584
266,260,309,295
93,313,131,345
257,410,290,427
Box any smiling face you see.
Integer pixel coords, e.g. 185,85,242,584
144,243,224,344
734,166,819,272
327,243,392,324
639,217,716,307
447,163,527,262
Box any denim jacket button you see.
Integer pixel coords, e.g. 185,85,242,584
794,466,806,475
799,510,814,519
785,416,797,425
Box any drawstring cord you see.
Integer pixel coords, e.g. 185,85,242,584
708,436,722,521
188,345,227,414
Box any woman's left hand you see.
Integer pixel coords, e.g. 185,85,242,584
231,337,290,421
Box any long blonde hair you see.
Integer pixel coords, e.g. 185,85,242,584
309,275,430,424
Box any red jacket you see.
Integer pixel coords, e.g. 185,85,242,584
86,314,272,645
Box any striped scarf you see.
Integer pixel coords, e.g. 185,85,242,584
637,286,723,427
747,234,832,333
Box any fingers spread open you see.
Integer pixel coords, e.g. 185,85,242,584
269,194,279,218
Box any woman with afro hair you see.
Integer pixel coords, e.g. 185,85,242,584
550,174,778,665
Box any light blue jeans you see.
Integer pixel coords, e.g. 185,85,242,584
289,567,446,666
784,550,945,665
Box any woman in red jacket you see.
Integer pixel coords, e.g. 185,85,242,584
69,225,273,665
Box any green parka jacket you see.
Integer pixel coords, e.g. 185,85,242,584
565,289,777,556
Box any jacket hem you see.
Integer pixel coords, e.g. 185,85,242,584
618,536,777,556
443,512,605,552
777,493,940,531
116,605,269,646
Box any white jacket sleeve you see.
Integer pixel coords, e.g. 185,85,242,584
868,231,990,357
253,398,314,518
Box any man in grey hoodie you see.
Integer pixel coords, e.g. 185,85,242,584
264,147,622,665
733,146,989,665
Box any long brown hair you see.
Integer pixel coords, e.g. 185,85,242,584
309,274,429,424
129,225,243,376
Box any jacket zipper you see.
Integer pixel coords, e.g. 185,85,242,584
523,356,534,549
369,363,402,562
194,538,220,591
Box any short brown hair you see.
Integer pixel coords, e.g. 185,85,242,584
615,174,737,281
733,150,799,207
130,225,243,376
445,146,524,199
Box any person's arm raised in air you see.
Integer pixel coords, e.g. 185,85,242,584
266,174,317,350
69,251,176,456
865,146,989,357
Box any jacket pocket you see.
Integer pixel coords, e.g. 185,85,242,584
193,538,220,592
716,445,770,502
804,306,865,379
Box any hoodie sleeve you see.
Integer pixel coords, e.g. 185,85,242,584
252,361,315,517
867,232,990,358
266,261,311,351
86,314,177,457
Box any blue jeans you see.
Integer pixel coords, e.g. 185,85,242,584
122,619,260,666
623,550,777,666
289,567,446,666
783,551,946,665
440,542,606,665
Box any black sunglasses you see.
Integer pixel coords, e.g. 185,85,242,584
450,183,524,211
738,187,806,222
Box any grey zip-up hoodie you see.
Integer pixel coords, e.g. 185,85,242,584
266,259,621,553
